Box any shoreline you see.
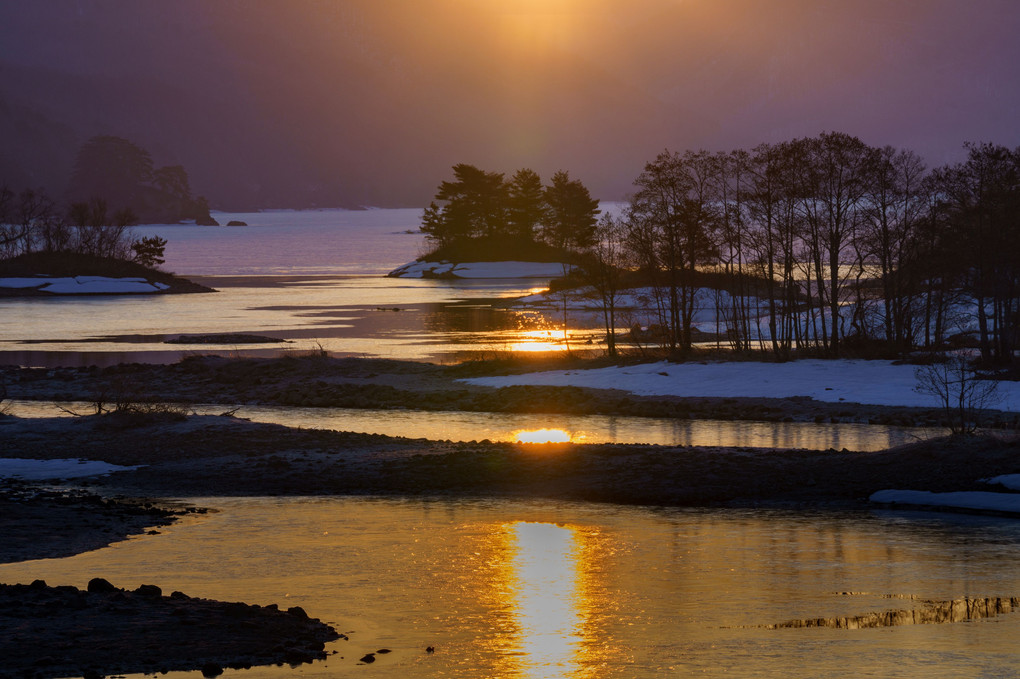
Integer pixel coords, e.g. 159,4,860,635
4,411,1017,510
5,354,1011,429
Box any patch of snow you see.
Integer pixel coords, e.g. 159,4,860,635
459,359,1020,411
0,458,141,480
982,474,1020,491
389,260,569,279
0,277,52,288
0,276,167,294
75,276,148,283
870,489,1020,515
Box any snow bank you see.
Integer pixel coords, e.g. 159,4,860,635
0,276,169,295
983,474,1020,491
0,458,141,480
870,489,1020,515
459,359,1020,411
389,260,570,279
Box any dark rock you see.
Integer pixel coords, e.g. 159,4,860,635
195,215,220,227
284,649,313,664
359,653,376,663
135,584,162,597
201,662,223,677
87,578,117,593
225,220,248,226
287,606,308,619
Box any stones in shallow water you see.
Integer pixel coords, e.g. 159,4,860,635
765,596,1020,629
0,581,340,678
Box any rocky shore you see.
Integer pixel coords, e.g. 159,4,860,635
2,354,1019,677
0,579,339,679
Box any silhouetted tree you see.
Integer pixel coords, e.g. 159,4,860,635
931,143,1020,363
629,149,720,354
797,132,879,356
543,170,600,251
68,197,136,258
131,235,167,267
69,135,154,210
859,146,930,353
742,141,803,357
435,163,508,239
582,213,628,357
506,168,546,241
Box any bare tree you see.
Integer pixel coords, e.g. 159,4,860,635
914,352,1001,435
629,149,721,355
582,213,629,357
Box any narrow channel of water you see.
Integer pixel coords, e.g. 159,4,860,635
8,400,940,451
2,497,1018,678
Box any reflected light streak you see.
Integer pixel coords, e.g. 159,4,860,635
507,329,576,353
515,428,572,444
510,522,582,678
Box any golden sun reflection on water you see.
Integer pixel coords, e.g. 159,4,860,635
508,522,583,678
515,428,572,444
506,329,573,353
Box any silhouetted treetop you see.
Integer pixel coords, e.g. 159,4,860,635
420,164,600,260
67,135,212,224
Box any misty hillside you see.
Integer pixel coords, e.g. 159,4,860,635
1,0,1018,210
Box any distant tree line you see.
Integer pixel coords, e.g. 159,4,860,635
579,133,1020,363
0,135,219,268
420,164,600,258
68,135,214,225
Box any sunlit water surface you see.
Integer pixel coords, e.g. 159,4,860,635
2,497,1019,678
2,209,594,365
10,400,939,451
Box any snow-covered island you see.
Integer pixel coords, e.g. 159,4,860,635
0,253,213,296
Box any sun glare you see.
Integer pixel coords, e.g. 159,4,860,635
507,329,572,353
510,521,581,676
515,428,571,444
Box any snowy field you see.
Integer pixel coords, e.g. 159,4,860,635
460,359,1020,411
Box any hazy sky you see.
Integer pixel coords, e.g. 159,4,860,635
1,0,1019,207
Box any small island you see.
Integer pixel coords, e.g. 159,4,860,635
1,165,214,296
389,163,598,278
0,251,213,296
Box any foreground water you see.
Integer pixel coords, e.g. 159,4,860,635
2,497,1019,678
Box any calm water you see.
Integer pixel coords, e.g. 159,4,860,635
2,497,1019,678
10,400,939,451
1,209,598,366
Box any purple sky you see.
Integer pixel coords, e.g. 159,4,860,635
1,0,1018,207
